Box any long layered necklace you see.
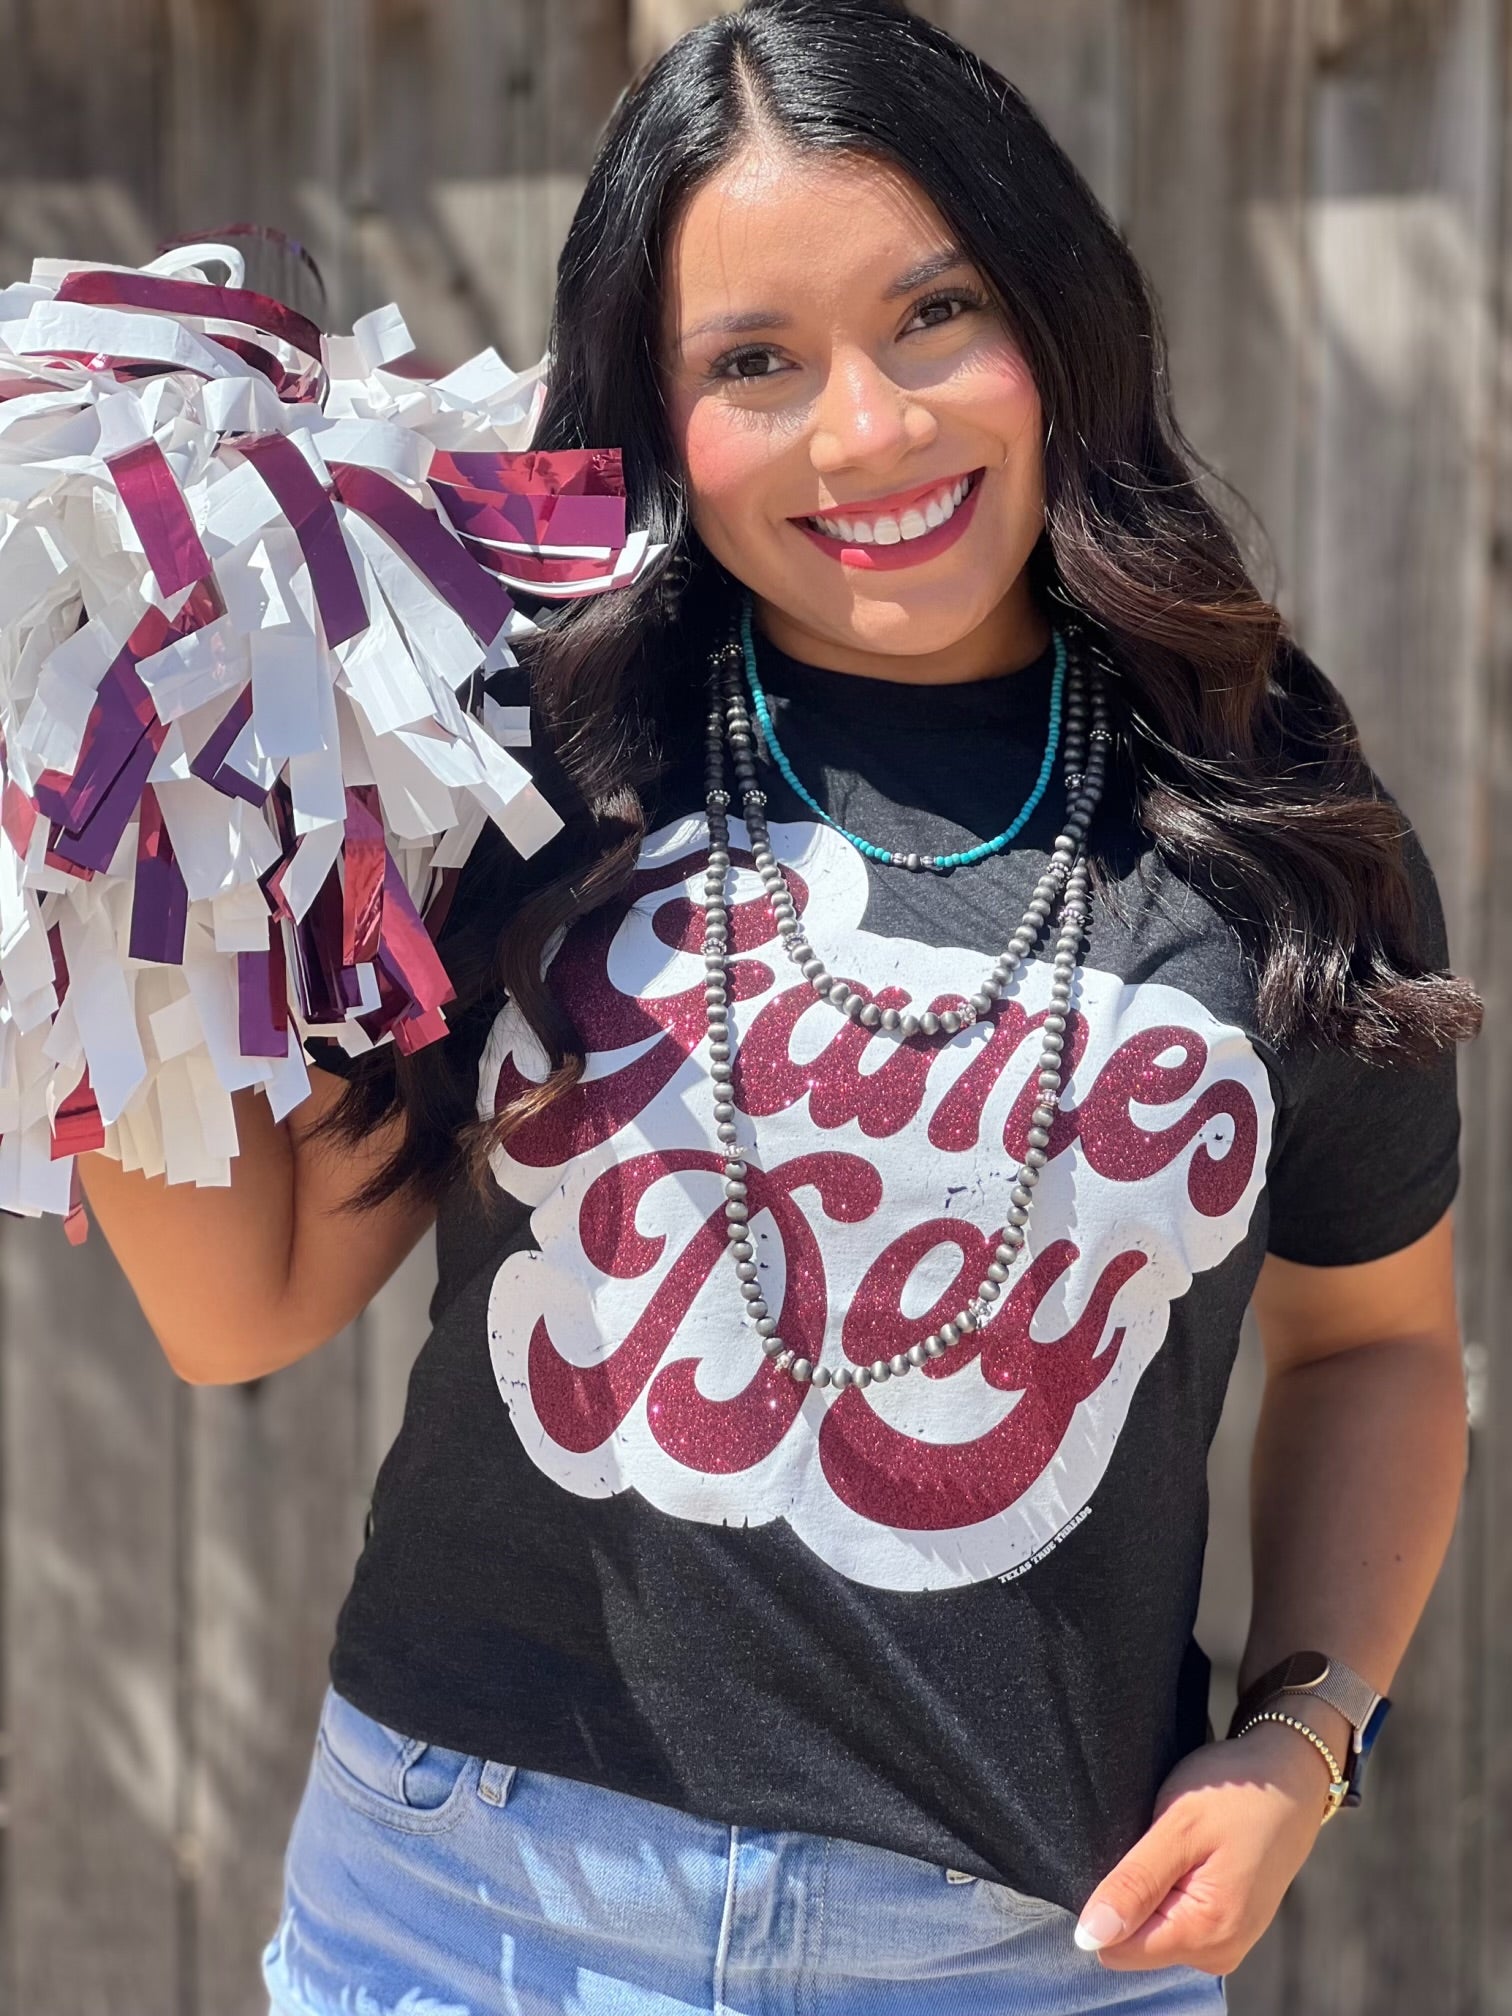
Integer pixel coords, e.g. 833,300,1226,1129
700,604,1113,1389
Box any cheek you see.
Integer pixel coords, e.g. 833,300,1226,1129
971,351,1045,515
970,345,1042,452
679,405,780,525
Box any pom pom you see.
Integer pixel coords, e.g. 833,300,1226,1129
0,240,666,1223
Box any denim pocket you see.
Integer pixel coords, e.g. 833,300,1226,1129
974,1872,1067,1927
314,1683,480,1833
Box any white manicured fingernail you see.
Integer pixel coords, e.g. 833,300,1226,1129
1074,1901,1126,1951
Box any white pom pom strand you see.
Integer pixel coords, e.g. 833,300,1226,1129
0,243,667,1235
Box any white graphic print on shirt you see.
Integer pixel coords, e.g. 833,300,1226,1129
478,816,1275,1592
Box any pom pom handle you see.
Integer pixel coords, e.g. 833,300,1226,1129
142,241,249,287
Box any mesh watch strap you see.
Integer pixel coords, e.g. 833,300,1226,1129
1227,1651,1387,1756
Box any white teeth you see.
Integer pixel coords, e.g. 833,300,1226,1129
810,471,974,543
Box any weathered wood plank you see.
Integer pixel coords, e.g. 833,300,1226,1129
1121,0,1313,1577
2,1218,183,2016
1466,2,1512,2005
0,0,164,276
1118,12,1312,1997
351,0,626,371
1,12,182,2004
1278,4,1498,2012
935,0,1127,220
187,1342,370,2016
1298,0,1497,894
1124,0,1313,609
155,0,356,325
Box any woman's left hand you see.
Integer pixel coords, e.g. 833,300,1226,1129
1073,1725,1336,1976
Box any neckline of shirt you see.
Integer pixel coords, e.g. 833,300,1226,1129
750,625,1060,738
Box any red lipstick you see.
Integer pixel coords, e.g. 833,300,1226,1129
793,467,986,572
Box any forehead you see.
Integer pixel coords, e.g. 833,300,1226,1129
661,143,955,334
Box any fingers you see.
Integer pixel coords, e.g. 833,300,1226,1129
1076,1800,1251,1976
1074,1805,1197,1955
1091,1863,1244,1974
1072,1738,1323,1974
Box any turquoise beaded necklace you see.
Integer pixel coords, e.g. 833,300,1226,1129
737,590,1065,873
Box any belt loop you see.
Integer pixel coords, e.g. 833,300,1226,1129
477,1759,516,1806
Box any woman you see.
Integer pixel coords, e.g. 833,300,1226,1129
82,1,1478,2009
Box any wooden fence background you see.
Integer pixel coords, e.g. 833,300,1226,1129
0,1,1507,2011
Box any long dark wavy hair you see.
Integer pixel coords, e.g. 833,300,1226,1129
317,0,1481,1212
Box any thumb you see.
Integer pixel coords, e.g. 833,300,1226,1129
1074,1811,1196,1953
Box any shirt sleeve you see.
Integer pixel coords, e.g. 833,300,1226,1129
1263,821,1462,1266
301,1035,378,1080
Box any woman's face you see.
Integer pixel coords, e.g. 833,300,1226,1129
659,141,1048,683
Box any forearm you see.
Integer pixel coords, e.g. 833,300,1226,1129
1238,1337,1469,1753
1079,1219,1467,1972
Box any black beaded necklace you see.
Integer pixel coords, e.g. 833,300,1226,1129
699,603,1113,1388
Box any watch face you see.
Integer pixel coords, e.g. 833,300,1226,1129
1282,1650,1331,1689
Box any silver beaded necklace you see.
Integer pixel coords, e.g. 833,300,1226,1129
700,606,1114,1389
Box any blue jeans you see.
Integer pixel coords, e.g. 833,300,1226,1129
263,1683,1228,2015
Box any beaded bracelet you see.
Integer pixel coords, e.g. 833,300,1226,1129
1233,1711,1348,1825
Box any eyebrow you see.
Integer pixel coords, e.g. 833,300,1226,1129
679,245,974,345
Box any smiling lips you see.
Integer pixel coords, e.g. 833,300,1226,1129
793,467,986,570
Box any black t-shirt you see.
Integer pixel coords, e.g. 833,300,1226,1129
318,623,1460,1913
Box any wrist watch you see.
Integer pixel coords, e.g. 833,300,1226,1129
1226,1651,1390,1808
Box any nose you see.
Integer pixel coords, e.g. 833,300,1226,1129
808,346,937,480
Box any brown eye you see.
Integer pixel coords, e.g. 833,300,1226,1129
709,346,784,384
706,285,988,386
909,286,989,331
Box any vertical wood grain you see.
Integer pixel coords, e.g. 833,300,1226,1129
1124,0,1313,607
0,0,164,276
1118,12,1313,1997
2,1220,183,2016
1298,0,1497,894
1,11,184,2009
934,0,1128,219
187,1348,370,2016
352,0,625,373
157,0,351,326
1466,8,1512,2008
1284,5,1496,2012
0,0,198,1959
